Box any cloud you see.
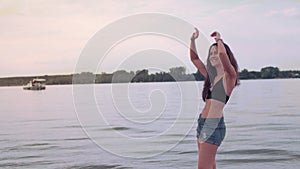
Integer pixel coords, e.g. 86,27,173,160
265,7,298,17
0,0,117,77
191,2,300,71
1,0,300,77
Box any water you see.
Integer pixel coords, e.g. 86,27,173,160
0,79,300,169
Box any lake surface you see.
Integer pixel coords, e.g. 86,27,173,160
0,79,300,169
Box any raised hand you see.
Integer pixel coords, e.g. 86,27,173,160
210,31,221,41
191,27,199,40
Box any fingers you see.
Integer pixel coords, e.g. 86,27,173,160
210,31,220,37
210,31,217,37
191,27,199,40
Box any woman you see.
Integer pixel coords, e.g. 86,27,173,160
190,28,239,169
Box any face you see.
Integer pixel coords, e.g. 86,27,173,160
209,45,221,67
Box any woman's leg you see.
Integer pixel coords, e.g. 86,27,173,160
197,138,202,169
197,139,218,169
213,160,216,169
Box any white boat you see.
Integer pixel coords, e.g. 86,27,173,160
23,78,46,90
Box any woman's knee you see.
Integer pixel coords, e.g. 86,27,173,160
198,161,215,168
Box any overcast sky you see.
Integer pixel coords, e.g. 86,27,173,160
0,0,299,77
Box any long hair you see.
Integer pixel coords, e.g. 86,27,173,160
202,42,239,102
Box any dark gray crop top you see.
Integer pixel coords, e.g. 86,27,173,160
206,77,230,104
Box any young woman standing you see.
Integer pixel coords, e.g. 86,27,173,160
190,28,239,169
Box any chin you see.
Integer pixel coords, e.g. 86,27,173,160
212,63,221,68
211,63,217,67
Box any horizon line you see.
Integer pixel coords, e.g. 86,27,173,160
1,66,299,79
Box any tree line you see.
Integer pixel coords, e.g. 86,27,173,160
0,66,299,86
239,66,300,79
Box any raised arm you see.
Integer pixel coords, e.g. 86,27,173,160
211,31,237,78
190,28,208,79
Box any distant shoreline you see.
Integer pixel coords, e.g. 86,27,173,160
1,78,300,89
0,66,299,87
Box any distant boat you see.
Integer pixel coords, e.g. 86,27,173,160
23,78,46,90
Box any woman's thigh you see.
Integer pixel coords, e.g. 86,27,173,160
198,140,218,169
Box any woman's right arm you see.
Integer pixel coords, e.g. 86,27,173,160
190,28,208,79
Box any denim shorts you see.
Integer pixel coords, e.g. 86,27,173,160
196,114,226,146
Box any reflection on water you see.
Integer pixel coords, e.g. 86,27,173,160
0,79,300,169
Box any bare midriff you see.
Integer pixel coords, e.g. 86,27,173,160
200,99,225,118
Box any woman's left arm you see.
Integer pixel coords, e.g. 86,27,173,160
211,31,237,78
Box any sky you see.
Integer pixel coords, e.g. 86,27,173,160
0,0,300,77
